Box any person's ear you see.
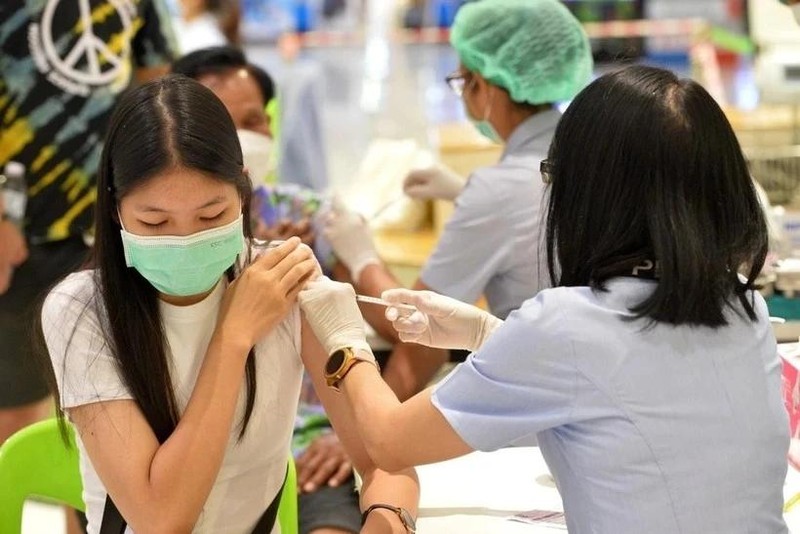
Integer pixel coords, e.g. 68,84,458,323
468,73,492,110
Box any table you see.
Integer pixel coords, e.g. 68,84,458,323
415,448,564,533
414,447,800,533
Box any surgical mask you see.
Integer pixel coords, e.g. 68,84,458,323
119,215,245,297
468,89,502,143
238,129,275,186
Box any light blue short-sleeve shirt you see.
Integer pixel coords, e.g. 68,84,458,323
420,110,558,319
432,278,789,533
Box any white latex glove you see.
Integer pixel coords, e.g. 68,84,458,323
403,164,465,201
381,288,503,352
323,198,381,281
299,278,374,358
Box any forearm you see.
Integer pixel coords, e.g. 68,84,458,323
354,263,403,342
360,467,419,534
341,365,413,472
143,333,250,530
382,342,448,401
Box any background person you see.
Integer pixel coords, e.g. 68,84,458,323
173,47,363,534
171,0,241,53
0,0,177,446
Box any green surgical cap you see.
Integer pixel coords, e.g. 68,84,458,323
451,0,593,105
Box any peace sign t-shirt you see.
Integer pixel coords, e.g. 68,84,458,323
0,0,177,243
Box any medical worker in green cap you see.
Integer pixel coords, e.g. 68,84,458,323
322,0,593,400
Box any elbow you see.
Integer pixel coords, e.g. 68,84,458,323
364,433,413,473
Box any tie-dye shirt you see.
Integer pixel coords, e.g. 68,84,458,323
0,0,177,242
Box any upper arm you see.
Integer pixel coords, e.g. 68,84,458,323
132,0,178,70
67,400,163,529
431,294,578,451
42,282,132,409
379,387,474,468
42,282,166,530
421,174,513,303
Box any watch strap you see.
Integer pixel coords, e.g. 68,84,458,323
361,503,416,533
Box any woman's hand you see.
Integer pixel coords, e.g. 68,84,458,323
217,237,318,349
254,217,315,247
0,219,28,295
298,278,372,356
296,432,353,493
381,288,504,352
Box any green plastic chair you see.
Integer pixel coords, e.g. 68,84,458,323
0,418,84,534
0,418,299,534
279,455,299,534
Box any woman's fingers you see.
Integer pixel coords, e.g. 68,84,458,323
391,313,429,335
280,258,319,296
253,236,302,270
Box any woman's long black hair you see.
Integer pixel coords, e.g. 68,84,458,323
545,66,768,327
42,75,258,443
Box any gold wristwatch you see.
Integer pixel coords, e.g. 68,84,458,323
324,347,378,392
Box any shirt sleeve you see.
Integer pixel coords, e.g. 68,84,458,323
41,281,132,409
420,168,514,304
431,290,578,451
132,0,179,68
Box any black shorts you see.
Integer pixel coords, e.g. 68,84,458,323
298,476,361,534
0,236,89,407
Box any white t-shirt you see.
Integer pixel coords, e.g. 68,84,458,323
433,278,789,533
41,270,304,534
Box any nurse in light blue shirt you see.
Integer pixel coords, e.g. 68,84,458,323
299,64,790,533
321,0,594,400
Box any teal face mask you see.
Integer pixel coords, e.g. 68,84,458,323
119,215,245,297
471,119,502,143
468,88,502,143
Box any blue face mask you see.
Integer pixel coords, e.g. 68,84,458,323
119,215,245,297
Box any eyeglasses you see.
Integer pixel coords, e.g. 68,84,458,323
445,71,471,97
540,159,554,184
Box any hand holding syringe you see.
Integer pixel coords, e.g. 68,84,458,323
253,241,418,318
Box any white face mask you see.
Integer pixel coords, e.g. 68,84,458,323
237,129,275,186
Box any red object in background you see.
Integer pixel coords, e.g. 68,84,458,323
783,353,800,439
727,0,745,19
781,349,800,469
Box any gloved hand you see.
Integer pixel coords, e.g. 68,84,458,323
299,278,373,357
323,198,381,282
403,164,465,201
381,288,503,352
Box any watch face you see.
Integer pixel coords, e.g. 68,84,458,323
325,350,346,375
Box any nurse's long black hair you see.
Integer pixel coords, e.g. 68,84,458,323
41,75,258,443
545,66,768,327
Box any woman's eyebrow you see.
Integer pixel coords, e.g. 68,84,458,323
135,196,228,213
